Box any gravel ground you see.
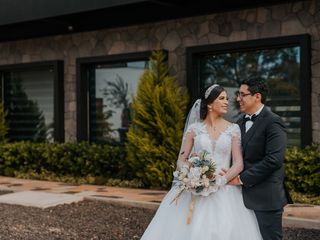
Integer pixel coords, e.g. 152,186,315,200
0,200,318,240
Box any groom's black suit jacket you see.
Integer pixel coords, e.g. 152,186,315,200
237,106,292,211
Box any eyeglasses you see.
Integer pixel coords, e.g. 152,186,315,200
235,91,252,98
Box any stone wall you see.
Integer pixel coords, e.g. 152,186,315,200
0,0,319,143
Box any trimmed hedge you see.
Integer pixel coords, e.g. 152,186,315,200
285,144,320,195
0,141,319,194
0,141,131,181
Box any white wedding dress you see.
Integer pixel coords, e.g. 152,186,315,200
141,122,262,240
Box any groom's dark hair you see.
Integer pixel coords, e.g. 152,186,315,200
241,78,268,104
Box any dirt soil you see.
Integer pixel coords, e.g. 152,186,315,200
0,200,318,240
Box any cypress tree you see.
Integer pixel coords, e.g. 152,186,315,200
126,50,189,188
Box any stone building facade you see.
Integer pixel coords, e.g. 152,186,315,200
0,0,319,145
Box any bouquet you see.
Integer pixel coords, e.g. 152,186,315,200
172,150,218,201
171,150,218,224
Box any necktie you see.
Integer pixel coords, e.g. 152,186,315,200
244,114,257,122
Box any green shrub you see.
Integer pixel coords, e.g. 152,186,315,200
0,142,44,176
285,144,320,195
126,50,189,188
0,141,130,182
289,190,320,205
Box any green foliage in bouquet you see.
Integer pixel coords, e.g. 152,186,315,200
126,50,189,188
285,144,320,195
0,101,8,142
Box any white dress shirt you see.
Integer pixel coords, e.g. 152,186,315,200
245,105,264,132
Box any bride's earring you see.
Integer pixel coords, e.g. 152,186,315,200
208,106,212,112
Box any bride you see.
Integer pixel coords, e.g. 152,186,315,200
141,84,262,240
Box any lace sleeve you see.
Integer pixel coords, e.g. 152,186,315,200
223,124,244,182
176,125,196,170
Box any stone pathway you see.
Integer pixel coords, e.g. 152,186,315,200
0,176,319,230
0,191,84,208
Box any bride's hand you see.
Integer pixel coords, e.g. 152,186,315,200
219,168,227,176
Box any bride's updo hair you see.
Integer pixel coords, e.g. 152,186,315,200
200,84,225,120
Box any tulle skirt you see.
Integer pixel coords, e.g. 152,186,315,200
141,185,262,240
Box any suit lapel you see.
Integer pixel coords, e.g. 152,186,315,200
242,107,268,151
238,118,246,149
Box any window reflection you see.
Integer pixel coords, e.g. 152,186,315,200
1,68,54,142
89,61,149,143
200,47,301,146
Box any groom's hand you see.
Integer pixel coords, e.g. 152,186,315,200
228,176,241,185
219,169,242,185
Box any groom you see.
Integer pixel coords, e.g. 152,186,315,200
229,78,292,240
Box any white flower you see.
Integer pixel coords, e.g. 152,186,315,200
171,149,217,202
188,167,202,180
203,178,210,187
190,180,197,188
202,166,209,173
181,166,189,175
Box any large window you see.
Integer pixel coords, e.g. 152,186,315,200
77,52,150,144
0,61,64,142
187,35,311,147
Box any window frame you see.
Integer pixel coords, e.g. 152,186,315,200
0,60,64,142
186,34,311,147
76,51,153,142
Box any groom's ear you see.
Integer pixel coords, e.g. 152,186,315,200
254,93,262,103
